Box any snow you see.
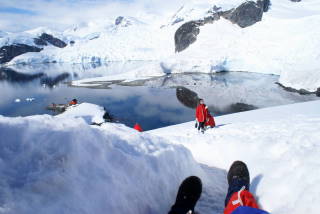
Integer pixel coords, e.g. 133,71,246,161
3,0,320,92
0,103,208,214
0,100,320,214
150,100,320,214
166,0,320,92
56,103,106,124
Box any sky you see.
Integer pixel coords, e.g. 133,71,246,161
0,0,187,32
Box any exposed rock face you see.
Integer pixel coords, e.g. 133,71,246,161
115,16,125,25
0,67,44,82
175,21,203,52
33,38,48,46
222,1,265,28
176,86,200,109
37,33,67,48
229,103,257,112
175,1,269,52
258,0,271,12
115,16,132,27
0,44,42,64
290,0,301,2
276,82,317,95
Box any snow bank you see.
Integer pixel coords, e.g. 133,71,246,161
0,99,319,214
0,104,208,214
56,103,106,124
150,100,320,214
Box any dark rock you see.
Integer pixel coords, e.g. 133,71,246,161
103,109,114,122
0,44,42,64
33,38,48,46
70,40,75,45
229,103,257,112
40,73,70,88
276,82,314,95
316,88,320,97
115,16,132,27
0,67,44,82
39,33,67,48
222,1,264,28
115,16,124,25
175,21,204,52
176,86,200,109
258,0,271,12
290,0,301,2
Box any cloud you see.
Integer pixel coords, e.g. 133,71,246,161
0,0,187,32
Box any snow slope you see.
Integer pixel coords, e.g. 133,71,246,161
150,100,320,214
0,100,320,214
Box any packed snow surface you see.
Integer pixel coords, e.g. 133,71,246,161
0,100,320,214
150,100,320,214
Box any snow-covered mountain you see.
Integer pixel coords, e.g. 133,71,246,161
1,0,319,93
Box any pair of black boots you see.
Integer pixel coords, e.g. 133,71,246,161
168,161,249,214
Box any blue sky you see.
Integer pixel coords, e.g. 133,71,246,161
0,7,38,15
0,0,185,32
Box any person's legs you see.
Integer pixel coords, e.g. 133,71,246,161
199,122,205,133
168,176,202,214
224,161,260,214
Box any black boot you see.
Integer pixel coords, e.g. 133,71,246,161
168,176,202,214
225,161,250,206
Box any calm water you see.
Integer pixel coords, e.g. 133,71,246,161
0,63,318,130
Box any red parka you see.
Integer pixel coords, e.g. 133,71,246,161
224,189,260,214
195,104,207,122
134,123,143,132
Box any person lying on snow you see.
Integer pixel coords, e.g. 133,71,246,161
168,161,269,214
195,99,207,133
69,98,78,106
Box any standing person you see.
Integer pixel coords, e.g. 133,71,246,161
167,161,269,214
195,99,207,133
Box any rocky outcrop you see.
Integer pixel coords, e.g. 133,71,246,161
276,82,319,96
290,0,301,2
259,0,271,12
0,44,42,64
175,21,203,53
115,16,132,27
229,103,257,112
222,1,266,28
176,86,200,108
34,33,67,48
175,0,270,52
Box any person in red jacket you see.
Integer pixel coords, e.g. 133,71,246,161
133,123,143,132
69,99,78,106
195,99,207,133
205,106,216,128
